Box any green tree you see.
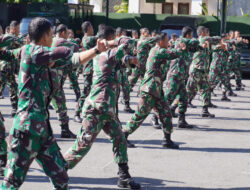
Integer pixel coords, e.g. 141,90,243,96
114,0,128,13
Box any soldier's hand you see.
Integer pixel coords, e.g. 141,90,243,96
49,62,55,68
179,42,186,50
202,41,209,49
96,39,109,53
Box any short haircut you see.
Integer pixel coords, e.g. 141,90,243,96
132,29,138,36
98,25,115,40
28,17,52,43
5,26,10,33
140,28,149,34
171,33,177,39
182,26,193,38
116,27,125,36
157,32,167,42
151,29,157,35
197,26,206,36
10,20,19,29
56,24,68,34
229,30,234,34
221,33,226,38
81,21,92,34
98,24,105,32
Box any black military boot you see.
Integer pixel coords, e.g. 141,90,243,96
124,132,135,148
208,101,217,108
73,112,82,123
227,90,237,97
201,106,215,118
236,81,244,91
117,163,141,189
0,95,4,99
162,133,179,149
61,123,77,139
188,100,196,108
150,114,161,129
211,91,217,97
170,104,178,118
124,102,135,113
177,113,193,129
0,154,7,176
74,90,80,102
221,92,231,102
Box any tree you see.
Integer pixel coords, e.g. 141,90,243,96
114,0,128,13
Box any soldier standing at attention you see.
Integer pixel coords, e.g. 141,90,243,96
64,26,141,190
124,32,185,149
74,21,98,123
0,17,108,189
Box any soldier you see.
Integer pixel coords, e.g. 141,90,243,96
0,17,108,190
116,27,135,113
74,21,98,123
124,32,185,149
5,26,10,35
50,24,79,138
165,26,201,129
186,26,221,118
64,25,141,190
0,21,23,117
0,112,7,176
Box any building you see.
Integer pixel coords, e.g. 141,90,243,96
129,0,218,15
227,0,250,16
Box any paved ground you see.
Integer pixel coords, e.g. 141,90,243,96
1,77,250,190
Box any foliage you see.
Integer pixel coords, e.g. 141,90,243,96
114,0,128,13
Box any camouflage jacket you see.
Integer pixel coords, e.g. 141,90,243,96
83,40,135,114
140,45,181,99
82,36,98,75
190,36,221,72
0,33,25,72
167,38,200,79
0,44,75,136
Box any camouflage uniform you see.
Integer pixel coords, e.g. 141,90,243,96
165,38,200,114
75,36,97,117
0,112,7,170
64,41,135,168
50,36,79,129
0,44,79,189
128,37,157,89
186,36,220,106
0,33,24,112
125,45,181,135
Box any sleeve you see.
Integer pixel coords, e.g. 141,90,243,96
158,48,181,60
0,48,21,62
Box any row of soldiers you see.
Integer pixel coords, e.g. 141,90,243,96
0,17,248,189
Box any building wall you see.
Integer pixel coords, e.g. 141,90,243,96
139,0,162,14
227,0,250,16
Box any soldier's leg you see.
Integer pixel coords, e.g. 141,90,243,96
121,70,134,113
68,69,80,102
74,72,93,123
234,60,243,90
64,110,104,169
0,113,7,176
165,76,179,117
6,73,18,117
128,67,139,90
186,70,199,108
0,71,7,99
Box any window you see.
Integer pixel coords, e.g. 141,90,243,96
178,3,189,15
162,3,173,14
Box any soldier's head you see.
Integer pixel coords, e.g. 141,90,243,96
5,26,10,34
197,26,206,37
221,33,227,43
156,32,168,49
171,33,178,41
29,17,53,47
68,29,74,39
81,21,94,36
116,27,126,38
98,25,115,41
56,24,68,39
229,30,234,39
235,30,240,38
140,28,150,38
182,26,193,39
132,29,138,39
0,25,2,36
10,20,20,36
151,30,157,37
205,28,210,36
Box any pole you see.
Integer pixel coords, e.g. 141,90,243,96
220,0,227,34
105,0,109,25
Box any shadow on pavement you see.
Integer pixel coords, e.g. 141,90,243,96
181,147,250,154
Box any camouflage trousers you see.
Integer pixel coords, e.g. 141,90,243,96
128,66,144,90
51,68,69,127
68,69,80,96
186,69,210,107
75,72,93,116
64,108,128,169
120,68,131,103
1,125,68,190
0,71,18,109
165,75,188,114
0,112,7,156
209,67,231,93
125,91,173,135
228,59,242,86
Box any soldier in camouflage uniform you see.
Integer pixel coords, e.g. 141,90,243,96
50,24,78,138
124,32,185,149
0,111,7,176
74,21,98,123
64,26,141,190
128,28,157,90
0,21,24,116
186,26,221,118
0,17,108,190
116,27,135,113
